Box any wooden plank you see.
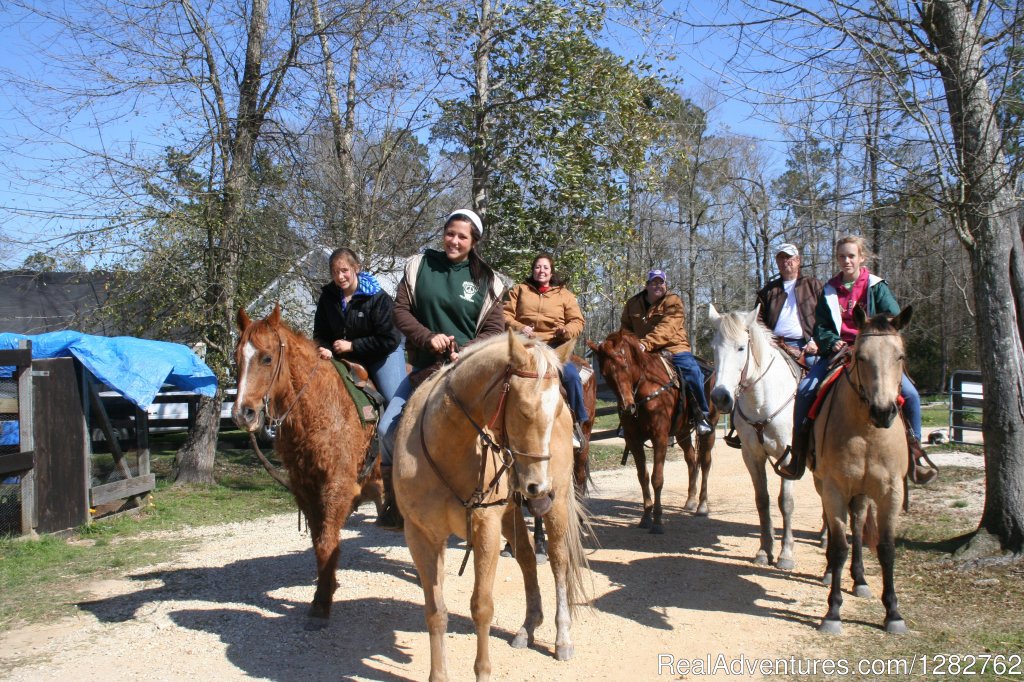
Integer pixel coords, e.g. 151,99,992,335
0,348,32,367
0,450,33,476
19,341,37,535
0,398,18,414
90,474,156,507
135,408,150,477
87,378,133,481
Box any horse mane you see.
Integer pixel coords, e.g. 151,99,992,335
718,311,774,369
859,314,898,336
435,332,561,387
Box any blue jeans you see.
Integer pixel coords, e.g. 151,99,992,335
366,341,406,404
379,367,420,467
794,359,921,439
561,361,588,424
671,352,708,414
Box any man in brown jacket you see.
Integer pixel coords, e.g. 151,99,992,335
754,243,823,365
621,269,712,434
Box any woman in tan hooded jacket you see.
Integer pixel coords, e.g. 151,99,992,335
503,252,589,435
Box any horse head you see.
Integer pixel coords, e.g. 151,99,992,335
480,331,569,500
708,304,762,414
588,331,644,416
850,306,913,429
232,304,287,432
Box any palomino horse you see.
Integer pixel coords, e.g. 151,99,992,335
587,331,718,533
708,304,801,569
394,331,589,682
813,306,913,634
232,305,382,624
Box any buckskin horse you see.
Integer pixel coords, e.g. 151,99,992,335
232,305,382,625
393,331,589,682
708,304,801,569
812,306,913,634
587,330,718,533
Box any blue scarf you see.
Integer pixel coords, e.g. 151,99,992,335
341,271,382,310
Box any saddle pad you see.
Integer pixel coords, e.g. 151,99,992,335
330,359,379,425
808,364,846,421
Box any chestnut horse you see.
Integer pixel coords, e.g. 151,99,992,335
232,305,381,624
394,331,589,682
813,307,913,634
588,330,718,533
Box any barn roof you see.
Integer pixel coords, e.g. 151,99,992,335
0,270,124,335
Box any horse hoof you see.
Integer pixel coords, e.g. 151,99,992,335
536,552,548,565
853,584,873,599
638,516,652,529
696,504,709,517
511,629,532,648
556,644,575,661
649,524,664,535
775,558,795,571
683,502,698,513
818,619,842,635
885,619,908,635
821,571,833,586
753,553,770,566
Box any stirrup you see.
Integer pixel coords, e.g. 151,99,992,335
772,447,805,480
724,428,742,449
910,454,938,484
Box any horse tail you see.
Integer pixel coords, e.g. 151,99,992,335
564,481,595,614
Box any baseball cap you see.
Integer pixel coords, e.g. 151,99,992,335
646,269,668,284
445,209,484,238
776,243,799,257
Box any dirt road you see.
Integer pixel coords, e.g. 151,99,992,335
4,443,964,681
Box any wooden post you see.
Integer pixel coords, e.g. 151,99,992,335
17,340,36,536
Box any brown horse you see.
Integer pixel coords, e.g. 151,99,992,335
394,331,589,682
232,305,381,624
813,306,912,634
587,330,718,533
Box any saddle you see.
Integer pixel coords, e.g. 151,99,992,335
655,350,710,434
329,359,383,424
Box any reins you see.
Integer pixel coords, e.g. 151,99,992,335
252,327,322,432
732,329,797,444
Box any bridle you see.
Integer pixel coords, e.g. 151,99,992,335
603,341,676,415
730,328,798,445
243,326,321,432
842,330,904,408
417,357,559,576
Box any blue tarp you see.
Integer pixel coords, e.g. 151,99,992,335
0,331,218,409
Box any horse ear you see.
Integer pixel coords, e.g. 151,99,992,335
853,305,869,329
237,307,251,331
554,341,575,364
586,339,600,353
708,303,721,325
508,328,529,365
892,305,913,331
746,306,760,329
268,303,282,326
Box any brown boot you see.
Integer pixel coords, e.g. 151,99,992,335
376,466,404,530
773,423,810,480
907,434,938,484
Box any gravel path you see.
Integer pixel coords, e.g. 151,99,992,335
0,444,981,681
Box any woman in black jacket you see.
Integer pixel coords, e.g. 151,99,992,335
313,248,405,404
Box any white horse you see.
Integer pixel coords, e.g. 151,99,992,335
708,304,802,569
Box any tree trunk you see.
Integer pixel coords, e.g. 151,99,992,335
471,0,492,220
926,0,1024,555
174,392,222,485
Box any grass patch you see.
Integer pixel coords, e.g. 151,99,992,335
816,465,1024,680
0,436,296,630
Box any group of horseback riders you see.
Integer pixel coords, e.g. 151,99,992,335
312,212,935,531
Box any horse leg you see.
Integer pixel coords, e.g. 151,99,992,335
777,477,796,570
543,491,576,661
741,449,774,566
649,436,668,534
696,431,713,516
680,434,700,513
406,523,450,682
849,496,873,598
877,493,908,634
502,505,542,648
819,491,849,634
307,492,349,624
534,516,548,563
629,437,654,529
470,512,502,682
